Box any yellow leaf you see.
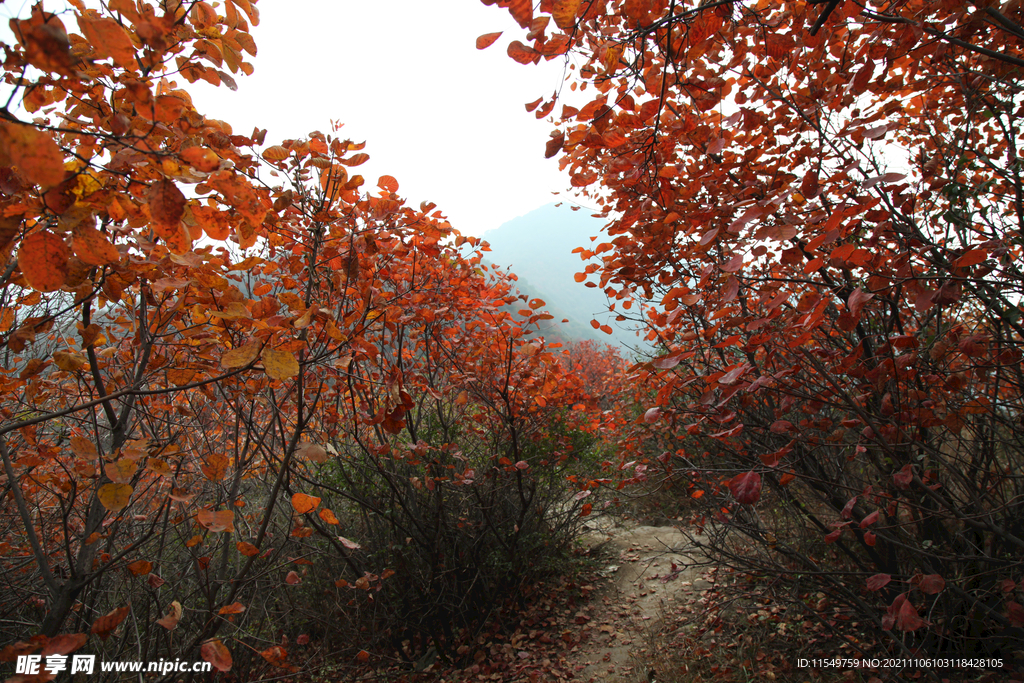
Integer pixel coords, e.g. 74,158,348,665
53,350,86,372
104,458,138,484
98,483,133,512
220,340,260,369
147,459,171,476
263,348,299,380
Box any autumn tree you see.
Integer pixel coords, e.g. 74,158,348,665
0,2,625,678
488,0,1024,673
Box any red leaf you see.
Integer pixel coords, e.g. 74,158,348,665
917,574,945,595
847,287,874,318
728,471,762,505
953,248,988,268
1008,601,1024,627
644,407,662,423
895,599,927,631
866,574,891,591
893,464,913,489
860,510,879,528
476,31,503,49
285,571,301,585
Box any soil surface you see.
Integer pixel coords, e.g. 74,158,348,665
567,515,717,682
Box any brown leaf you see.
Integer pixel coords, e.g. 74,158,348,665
91,607,129,640
148,179,186,227
201,639,233,672
156,600,182,630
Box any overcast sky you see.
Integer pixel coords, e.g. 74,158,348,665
185,0,582,237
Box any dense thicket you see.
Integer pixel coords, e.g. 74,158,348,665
490,0,1024,675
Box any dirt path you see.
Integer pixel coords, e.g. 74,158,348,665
568,517,716,682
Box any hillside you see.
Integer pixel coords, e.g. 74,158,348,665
480,203,648,353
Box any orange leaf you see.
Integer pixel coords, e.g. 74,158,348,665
319,508,340,525
552,0,582,29
197,509,235,533
291,492,321,514
181,146,221,172
19,230,69,292
377,175,399,193
507,40,539,65
127,560,153,576
237,541,259,557
104,458,137,484
201,452,229,481
98,483,133,512
218,602,246,615
73,222,120,265
476,31,503,49
341,152,370,167
78,14,137,68
201,639,233,672
91,606,129,640
505,0,533,28
263,145,290,161
156,600,182,630
296,442,328,463
0,122,65,188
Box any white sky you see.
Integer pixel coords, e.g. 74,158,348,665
185,0,580,237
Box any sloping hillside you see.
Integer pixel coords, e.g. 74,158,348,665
481,203,647,352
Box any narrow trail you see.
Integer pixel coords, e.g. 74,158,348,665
568,517,717,682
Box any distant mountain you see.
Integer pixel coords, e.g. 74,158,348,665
480,203,649,353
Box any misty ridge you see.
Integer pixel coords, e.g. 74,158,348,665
478,203,649,353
